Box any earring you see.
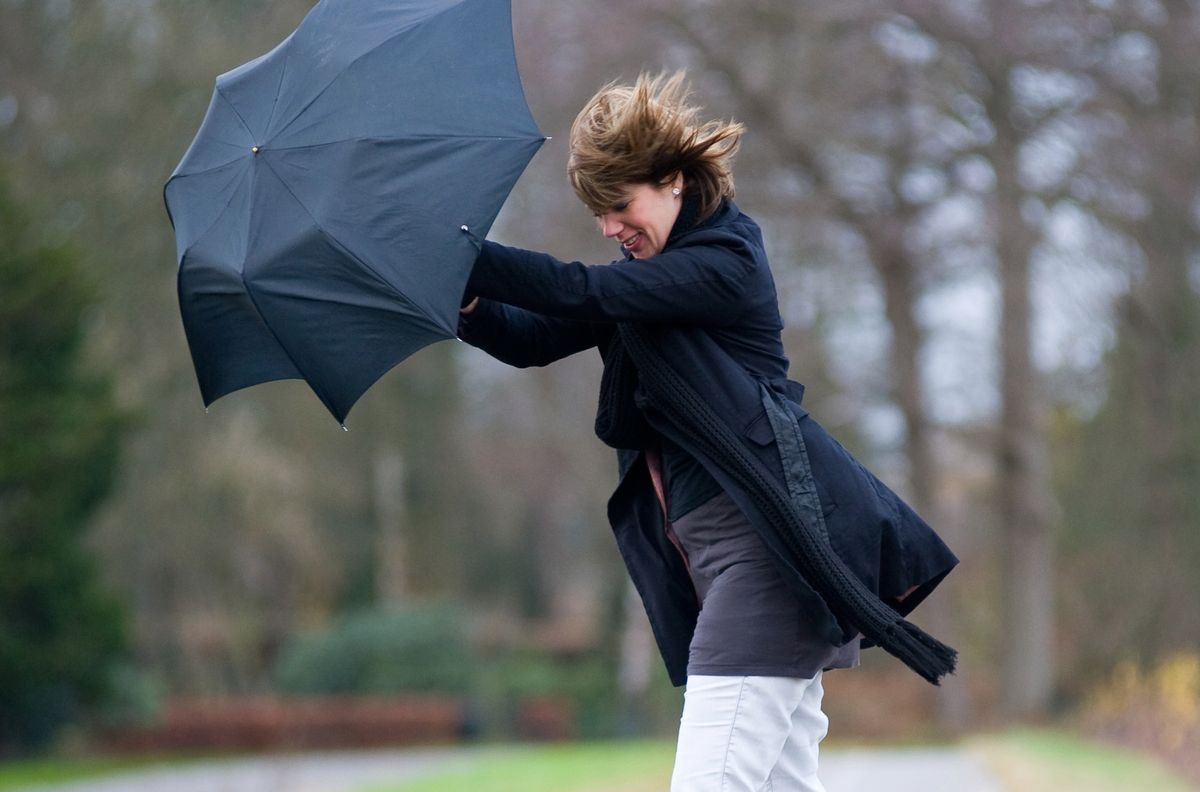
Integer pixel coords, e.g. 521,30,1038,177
672,187,681,196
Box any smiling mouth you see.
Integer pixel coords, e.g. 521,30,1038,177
620,232,642,250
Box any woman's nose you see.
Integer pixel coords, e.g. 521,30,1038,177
598,214,622,238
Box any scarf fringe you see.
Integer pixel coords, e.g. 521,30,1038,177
881,622,958,685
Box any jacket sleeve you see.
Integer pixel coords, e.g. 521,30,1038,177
465,236,758,325
457,297,605,368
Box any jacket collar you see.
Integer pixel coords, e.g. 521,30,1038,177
666,192,735,247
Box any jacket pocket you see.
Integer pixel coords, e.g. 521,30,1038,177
741,406,836,517
743,408,775,445
743,402,810,445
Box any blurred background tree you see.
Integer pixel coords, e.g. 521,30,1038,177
0,174,126,752
0,0,1197,762
1053,0,1200,688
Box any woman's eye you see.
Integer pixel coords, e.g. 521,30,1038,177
612,201,630,212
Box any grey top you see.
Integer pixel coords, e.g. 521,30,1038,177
673,490,860,678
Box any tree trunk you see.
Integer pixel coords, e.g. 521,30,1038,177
992,114,1056,719
373,449,408,604
1126,3,1200,649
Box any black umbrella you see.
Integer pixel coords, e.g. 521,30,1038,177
166,0,545,424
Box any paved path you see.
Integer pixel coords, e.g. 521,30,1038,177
13,745,1005,792
822,746,1004,791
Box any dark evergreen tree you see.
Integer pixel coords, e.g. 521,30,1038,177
0,174,127,752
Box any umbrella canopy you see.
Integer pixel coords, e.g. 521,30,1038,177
166,0,545,424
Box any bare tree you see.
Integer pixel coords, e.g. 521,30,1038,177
1053,0,1200,669
890,0,1112,718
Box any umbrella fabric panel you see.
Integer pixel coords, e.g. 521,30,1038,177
245,0,465,143
177,161,304,407
264,134,544,332
178,269,304,409
238,161,452,422
181,170,451,422
208,41,292,147
267,0,542,148
170,53,281,183
165,158,252,264
256,0,466,143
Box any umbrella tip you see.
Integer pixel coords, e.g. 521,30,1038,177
340,423,349,432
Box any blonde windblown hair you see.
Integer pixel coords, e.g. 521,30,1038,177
567,71,744,222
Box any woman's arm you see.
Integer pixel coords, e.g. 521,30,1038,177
458,297,606,368
466,234,759,326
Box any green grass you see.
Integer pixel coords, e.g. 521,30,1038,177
370,729,1200,792
366,741,676,792
5,729,1193,792
0,756,173,790
969,728,1198,792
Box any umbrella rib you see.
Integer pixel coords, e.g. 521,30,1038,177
171,133,542,181
229,248,330,407
215,85,260,147
265,133,545,153
256,155,447,331
261,44,292,144
231,287,333,417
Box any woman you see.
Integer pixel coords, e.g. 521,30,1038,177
459,72,957,791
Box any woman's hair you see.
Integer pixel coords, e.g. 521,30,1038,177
567,71,744,222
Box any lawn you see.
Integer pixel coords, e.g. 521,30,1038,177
2,730,1193,791
364,741,676,792
969,728,1198,792
0,756,174,790
368,731,1199,792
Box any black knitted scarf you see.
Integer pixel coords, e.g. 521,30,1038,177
595,323,957,685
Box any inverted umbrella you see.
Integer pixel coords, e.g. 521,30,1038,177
166,0,545,424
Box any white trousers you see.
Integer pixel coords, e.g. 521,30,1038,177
670,673,829,792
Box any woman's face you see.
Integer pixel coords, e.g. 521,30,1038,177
594,176,683,259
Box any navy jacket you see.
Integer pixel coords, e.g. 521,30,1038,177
459,199,958,686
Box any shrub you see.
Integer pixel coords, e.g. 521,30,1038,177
477,650,622,740
274,605,476,696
